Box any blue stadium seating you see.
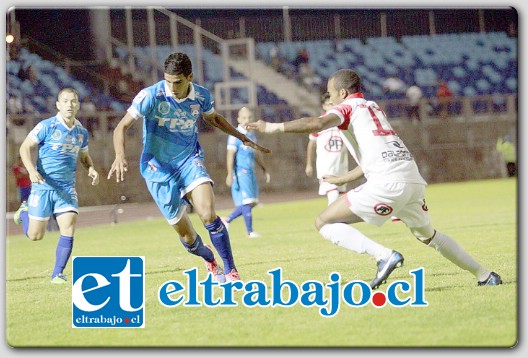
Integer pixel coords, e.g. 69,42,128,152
115,46,292,112
8,47,126,114
110,32,516,122
257,31,517,99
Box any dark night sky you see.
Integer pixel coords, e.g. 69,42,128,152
14,9,93,60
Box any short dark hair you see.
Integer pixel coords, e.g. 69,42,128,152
329,69,361,94
164,52,193,76
57,88,79,101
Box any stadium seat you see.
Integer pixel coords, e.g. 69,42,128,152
101,31,517,114
7,48,126,115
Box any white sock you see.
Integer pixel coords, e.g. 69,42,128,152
428,231,490,281
319,223,392,261
327,190,340,205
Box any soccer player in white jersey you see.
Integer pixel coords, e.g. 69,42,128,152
247,69,502,288
223,107,271,239
14,88,100,284
107,53,269,283
305,92,348,205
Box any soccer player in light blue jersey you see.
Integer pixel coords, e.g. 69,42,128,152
107,53,270,283
223,107,270,238
14,88,100,284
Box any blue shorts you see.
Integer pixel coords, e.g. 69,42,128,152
146,155,213,225
231,169,258,207
28,187,79,221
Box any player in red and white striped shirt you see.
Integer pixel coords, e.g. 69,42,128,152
247,69,501,288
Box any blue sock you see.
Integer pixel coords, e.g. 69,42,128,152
52,235,73,278
206,216,235,273
180,235,214,262
227,205,244,223
241,204,254,233
20,210,29,237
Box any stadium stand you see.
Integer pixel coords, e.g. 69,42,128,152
114,45,290,107
108,31,516,119
256,32,517,101
5,9,517,212
7,47,127,115
113,44,296,122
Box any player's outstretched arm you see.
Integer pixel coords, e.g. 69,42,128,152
107,113,135,182
323,166,364,186
203,111,271,153
246,113,341,134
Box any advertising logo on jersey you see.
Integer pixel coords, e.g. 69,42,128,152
51,130,62,141
190,104,200,117
158,101,171,115
324,136,344,152
374,203,393,216
72,256,145,328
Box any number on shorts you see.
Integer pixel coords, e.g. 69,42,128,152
28,193,40,207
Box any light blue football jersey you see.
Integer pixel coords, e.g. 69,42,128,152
227,126,257,172
128,81,215,182
27,115,89,191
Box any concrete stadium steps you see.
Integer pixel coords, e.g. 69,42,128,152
227,59,320,114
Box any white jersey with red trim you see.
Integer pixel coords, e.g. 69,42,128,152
327,92,427,184
308,127,349,179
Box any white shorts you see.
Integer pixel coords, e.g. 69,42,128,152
319,180,347,196
345,181,430,228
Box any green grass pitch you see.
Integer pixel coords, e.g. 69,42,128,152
5,178,517,347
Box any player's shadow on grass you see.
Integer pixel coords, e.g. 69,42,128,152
7,275,54,283
421,270,511,291
238,256,330,267
146,267,188,275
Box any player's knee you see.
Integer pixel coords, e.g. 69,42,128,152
410,225,435,245
198,210,216,225
27,231,44,241
55,212,77,234
315,215,327,231
58,223,75,237
60,229,75,237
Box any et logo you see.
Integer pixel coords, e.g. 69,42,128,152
72,256,145,328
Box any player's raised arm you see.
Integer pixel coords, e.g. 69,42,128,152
203,111,271,153
107,112,136,182
246,113,341,134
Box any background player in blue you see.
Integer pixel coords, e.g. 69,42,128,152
14,88,100,284
223,107,270,238
107,52,270,282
